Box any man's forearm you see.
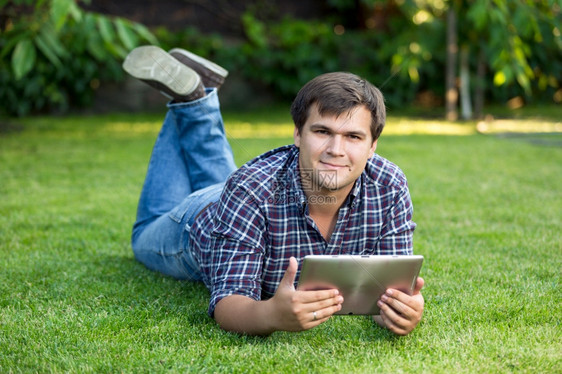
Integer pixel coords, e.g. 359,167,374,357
214,295,277,335
213,258,344,334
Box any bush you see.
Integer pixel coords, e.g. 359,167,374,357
153,13,427,108
3,1,558,116
0,0,157,116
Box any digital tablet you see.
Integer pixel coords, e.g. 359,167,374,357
297,255,424,315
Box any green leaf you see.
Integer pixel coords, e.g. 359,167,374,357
86,33,107,61
37,24,67,58
34,34,62,67
0,31,29,59
50,0,73,30
106,43,128,59
82,13,97,35
97,16,115,44
115,18,138,51
242,12,268,48
132,22,158,46
68,0,83,22
516,71,531,96
467,0,488,30
12,39,36,80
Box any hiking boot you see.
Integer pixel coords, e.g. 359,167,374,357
122,46,205,101
169,48,228,89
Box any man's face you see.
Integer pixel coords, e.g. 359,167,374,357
294,103,377,196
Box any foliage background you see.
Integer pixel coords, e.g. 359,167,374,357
0,0,156,116
1,0,561,117
1,1,560,371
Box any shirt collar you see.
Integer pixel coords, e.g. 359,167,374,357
286,152,308,213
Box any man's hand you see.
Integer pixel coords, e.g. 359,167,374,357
214,257,343,335
373,277,424,336
269,256,344,331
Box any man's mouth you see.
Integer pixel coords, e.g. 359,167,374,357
319,161,348,170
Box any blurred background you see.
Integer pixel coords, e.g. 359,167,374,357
1,0,561,118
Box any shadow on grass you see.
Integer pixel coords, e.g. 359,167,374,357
493,132,562,147
0,120,24,134
78,254,399,343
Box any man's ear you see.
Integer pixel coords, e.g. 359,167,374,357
370,139,378,154
294,127,301,147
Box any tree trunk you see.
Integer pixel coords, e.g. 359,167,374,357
474,46,486,119
446,7,458,121
460,45,472,120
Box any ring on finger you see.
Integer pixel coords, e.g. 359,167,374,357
313,311,317,321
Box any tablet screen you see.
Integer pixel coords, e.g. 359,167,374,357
297,255,423,315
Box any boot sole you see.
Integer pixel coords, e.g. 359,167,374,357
123,46,201,97
169,48,228,78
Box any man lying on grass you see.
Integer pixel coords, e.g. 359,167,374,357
123,46,424,336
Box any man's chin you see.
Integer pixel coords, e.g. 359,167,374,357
317,173,355,193
317,180,346,192
315,177,339,191
320,184,339,192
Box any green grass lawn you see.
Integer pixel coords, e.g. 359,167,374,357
0,108,560,373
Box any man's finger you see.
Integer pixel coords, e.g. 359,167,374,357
413,277,424,294
381,292,412,318
380,310,408,336
279,256,298,290
383,288,421,310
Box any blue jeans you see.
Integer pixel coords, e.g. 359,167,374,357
131,88,237,280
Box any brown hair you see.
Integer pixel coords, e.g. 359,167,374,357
290,72,386,141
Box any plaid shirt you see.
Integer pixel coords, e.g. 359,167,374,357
190,145,416,316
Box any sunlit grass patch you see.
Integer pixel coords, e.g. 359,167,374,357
223,120,295,138
11,107,561,139
385,118,477,135
224,118,480,137
223,115,562,138
476,118,562,134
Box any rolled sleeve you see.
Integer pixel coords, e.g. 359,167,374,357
206,181,267,316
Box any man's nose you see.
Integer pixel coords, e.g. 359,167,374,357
327,135,345,156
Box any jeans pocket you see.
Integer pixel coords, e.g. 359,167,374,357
168,197,198,224
168,182,225,225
